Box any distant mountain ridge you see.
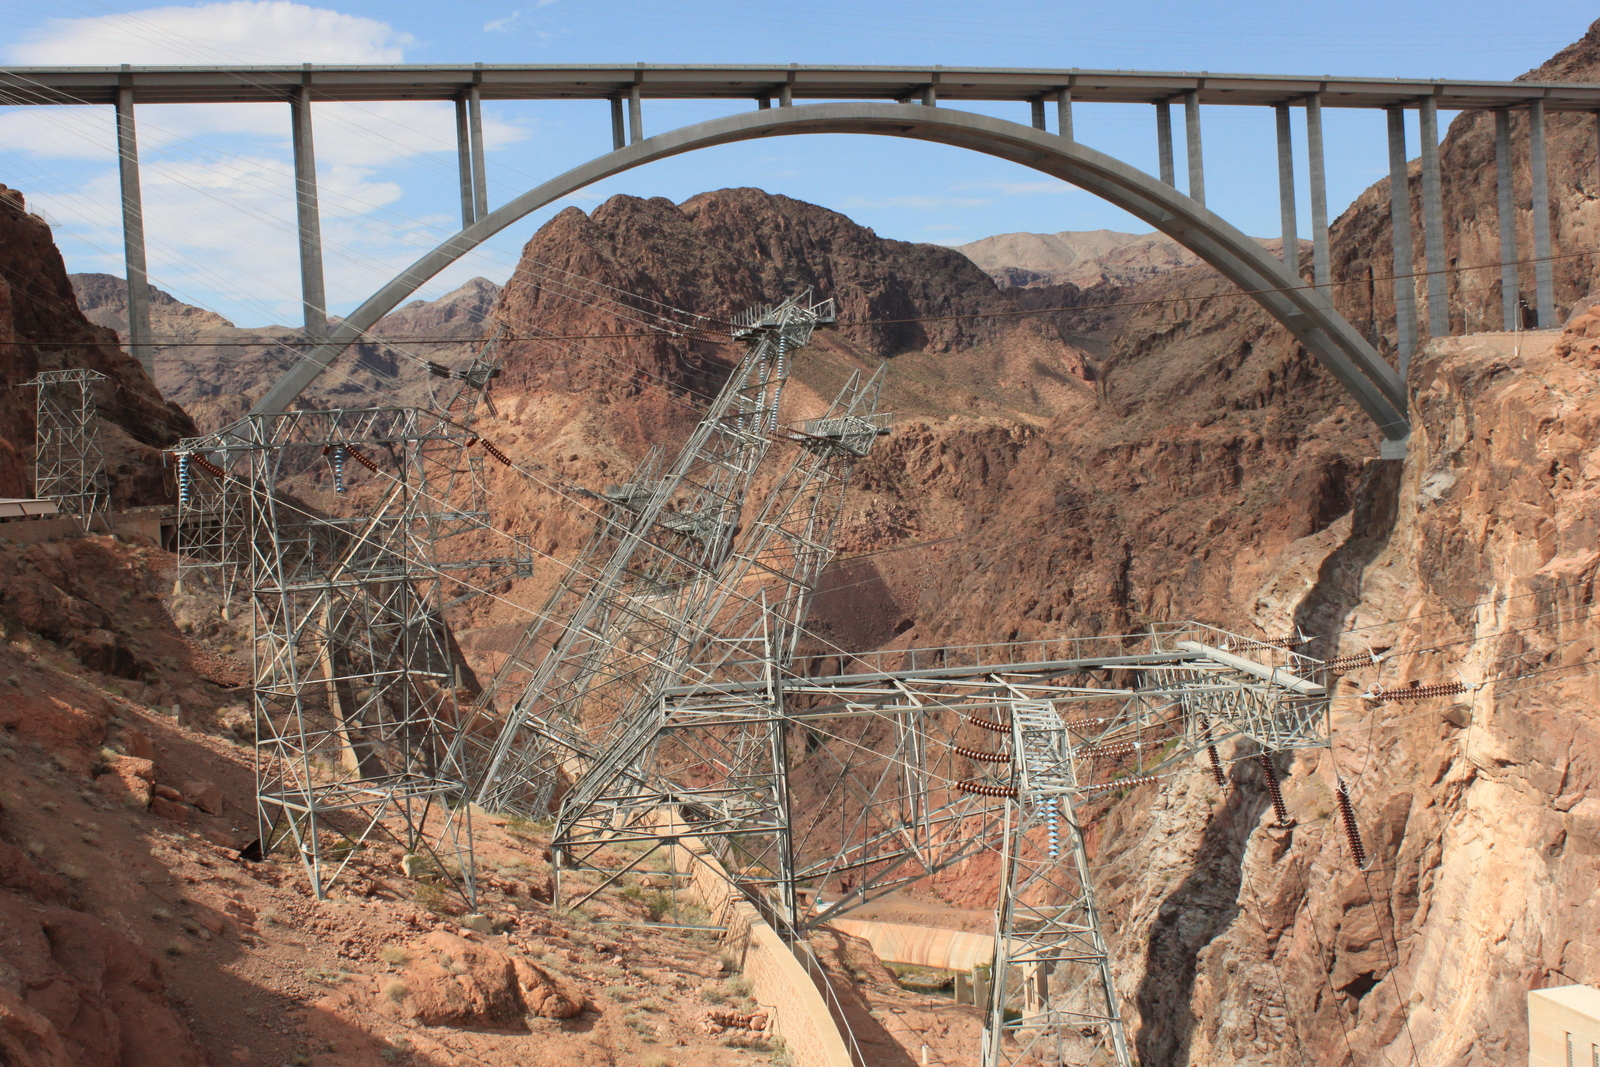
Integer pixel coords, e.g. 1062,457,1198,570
956,228,1201,289
68,274,502,432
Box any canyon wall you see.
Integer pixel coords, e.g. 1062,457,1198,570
0,187,191,504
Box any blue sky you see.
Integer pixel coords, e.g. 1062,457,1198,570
0,0,1593,327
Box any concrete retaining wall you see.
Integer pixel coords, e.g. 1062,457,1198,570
666,833,855,1067
0,506,174,546
827,918,994,972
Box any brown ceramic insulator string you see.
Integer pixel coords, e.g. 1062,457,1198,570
344,446,381,474
952,744,1012,764
1080,772,1164,797
478,439,514,466
1258,753,1293,829
1372,680,1470,702
1201,715,1227,787
955,779,1017,798
190,454,225,478
1335,780,1369,870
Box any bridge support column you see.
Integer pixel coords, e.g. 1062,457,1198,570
290,79,328,341
628,84,643,142
1156,101,1175,186
1529,100,1556,327
1418,98,1449,337
1305,93,1331,292
610,97,626,148
1056,88,1073,139
113,73,152,375
455,97,477,226
468,85,489,219
1495,110,1519,329
1184,89,1205,206
922,84,937,107
1386,107,1418,378
1030,97,1045,130
1275,104,1298,272
778,83,792,107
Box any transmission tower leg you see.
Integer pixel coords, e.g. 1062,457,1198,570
984,703,1132,1067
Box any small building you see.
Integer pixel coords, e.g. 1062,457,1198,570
1529,985,1600,1067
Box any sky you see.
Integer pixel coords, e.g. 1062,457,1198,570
0,0,1594,328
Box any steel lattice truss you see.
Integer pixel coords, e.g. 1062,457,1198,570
464,292,841,817
28,369,110,532
738,624,1328,1067
170,341,527,901
552,365,891,927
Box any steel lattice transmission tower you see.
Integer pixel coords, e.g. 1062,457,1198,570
465,291,839,818
28,369,110,530
739,624,1329,1067
553,365,891,928
172,339,527,901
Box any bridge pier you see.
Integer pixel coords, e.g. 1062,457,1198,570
290,76,328,341
455,97,477,224
1184,89,1205,205
1386,107,1418,378
1419,98,1449,338
1275,104,1298,271
469,83,489,218
1494,110,1519,329
1305,93,1331,291
1056,87,1073,140
1156,100,1175,185
628,82,644,143
1030,97,1045,130
1529,99,1555,327
113,70,152,375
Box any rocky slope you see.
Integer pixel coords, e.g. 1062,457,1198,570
0,186,191,503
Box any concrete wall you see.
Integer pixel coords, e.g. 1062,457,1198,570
1529,986,1600,1067
666,832,855,1067
827,918,993,973
0,505,174,546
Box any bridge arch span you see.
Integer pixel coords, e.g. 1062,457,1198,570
252,102,1408,440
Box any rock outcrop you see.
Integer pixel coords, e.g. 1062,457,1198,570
0,186,191,502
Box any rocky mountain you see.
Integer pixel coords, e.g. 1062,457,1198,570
0,186,191,504
957,227,1203,289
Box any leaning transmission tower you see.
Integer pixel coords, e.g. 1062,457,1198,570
465,291,839,817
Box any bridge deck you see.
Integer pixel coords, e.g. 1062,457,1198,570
3,64,1598,111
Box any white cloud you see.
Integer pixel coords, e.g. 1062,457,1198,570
484,10,522,33
8,1,414,66
2,3,530,326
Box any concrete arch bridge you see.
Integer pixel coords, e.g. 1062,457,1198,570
10,62,1600,443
